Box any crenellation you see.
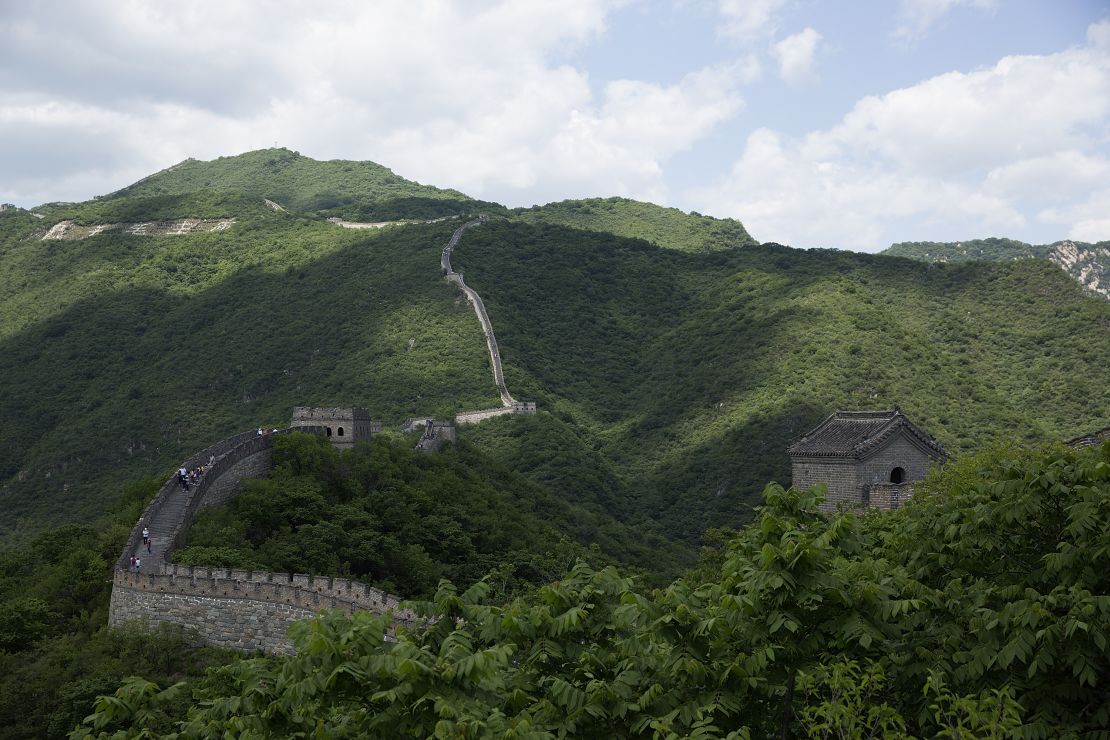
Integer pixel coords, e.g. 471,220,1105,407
110,422,416,654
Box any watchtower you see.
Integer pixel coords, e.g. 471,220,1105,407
787,409,947,512
289,407,382,450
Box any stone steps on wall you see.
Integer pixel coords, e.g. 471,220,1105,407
129,483,191,566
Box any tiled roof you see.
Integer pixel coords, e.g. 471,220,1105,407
787,409,947,460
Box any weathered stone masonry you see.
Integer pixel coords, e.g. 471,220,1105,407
110,567,415,655
788,409,947,512
109,426,413,654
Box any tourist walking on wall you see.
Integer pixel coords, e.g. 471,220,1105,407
142,526,149,544
129,556,136,571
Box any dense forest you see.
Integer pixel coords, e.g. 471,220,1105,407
175,432,690,596
73,441,1110,738
1,150,1108,737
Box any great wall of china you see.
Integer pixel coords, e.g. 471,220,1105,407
109,215,530,653
108,427,418,654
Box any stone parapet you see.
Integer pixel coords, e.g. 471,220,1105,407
111,422,412,654
455,403,537,426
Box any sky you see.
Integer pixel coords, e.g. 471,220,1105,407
1,0,1108,251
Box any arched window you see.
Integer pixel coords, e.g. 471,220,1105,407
326,427,332,437
890,467,905,484
338,427,344,437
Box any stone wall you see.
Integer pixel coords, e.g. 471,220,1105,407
857,435,932,488
455,406,518,425
791,457,859,510
866,483,912,511
116,429,261,571
416,420,457,452
441,218,519,407
110,425,412,654
792,433,940,512
455,403,537,425
194,444,273,512
110,567,416,654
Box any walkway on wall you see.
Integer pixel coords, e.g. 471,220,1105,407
112,428,416,653
122,430,259,571
129,482,187,566
441,216,517,407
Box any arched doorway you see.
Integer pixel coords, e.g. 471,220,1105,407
890,466,905,484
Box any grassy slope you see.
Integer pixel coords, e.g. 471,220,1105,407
0,210,500,537
455,221,1110,541
36,148,502,223
514,197,757,252
4,154,1108,550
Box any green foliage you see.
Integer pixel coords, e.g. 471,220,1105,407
177,433,689,596
515,197,757,252
797,659,908,738
0,478,235,739
456,221,1109,542
38,148,504,223
883,237,1051,263
3,152,1106,554
73,442,1110,738
0,214,500,537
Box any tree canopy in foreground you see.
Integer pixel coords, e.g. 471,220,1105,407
74,440,1110,738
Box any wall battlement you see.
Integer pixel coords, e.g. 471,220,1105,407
110,424,412,654
113,569,416,624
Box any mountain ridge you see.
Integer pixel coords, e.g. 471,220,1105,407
883,236,1109,300
1,150,1107,549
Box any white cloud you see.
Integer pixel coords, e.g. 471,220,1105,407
717,0,787,39
1038,189,1110,243
1089,18,1110,49
985,151,1110,202
0,0,747,208
893,0,997,40
692,26,1110,249
772,27,821,82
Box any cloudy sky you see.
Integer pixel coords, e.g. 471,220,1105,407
1,0,1108,251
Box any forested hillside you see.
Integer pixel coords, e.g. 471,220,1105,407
456,222,1109,541
2,149,1109,738
2,150,1108,548
36,148,500,223
883,236,1109,300
73,441,1110,738
515,197,756,252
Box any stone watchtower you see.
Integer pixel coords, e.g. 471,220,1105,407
289,407,382,450
787,409,947,512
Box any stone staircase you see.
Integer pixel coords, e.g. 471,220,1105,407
129,482,190,568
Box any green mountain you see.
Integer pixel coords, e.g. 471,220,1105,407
514,197,756,252
35,147,502,224
2,149,1108,553
3,149,1110,737
883,236,1109,300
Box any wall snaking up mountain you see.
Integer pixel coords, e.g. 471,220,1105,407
455,222,1109,541
1,149,1108,554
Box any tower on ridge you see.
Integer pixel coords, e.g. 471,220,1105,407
289,407,381,449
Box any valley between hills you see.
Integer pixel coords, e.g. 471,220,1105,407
0,148,1108,737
